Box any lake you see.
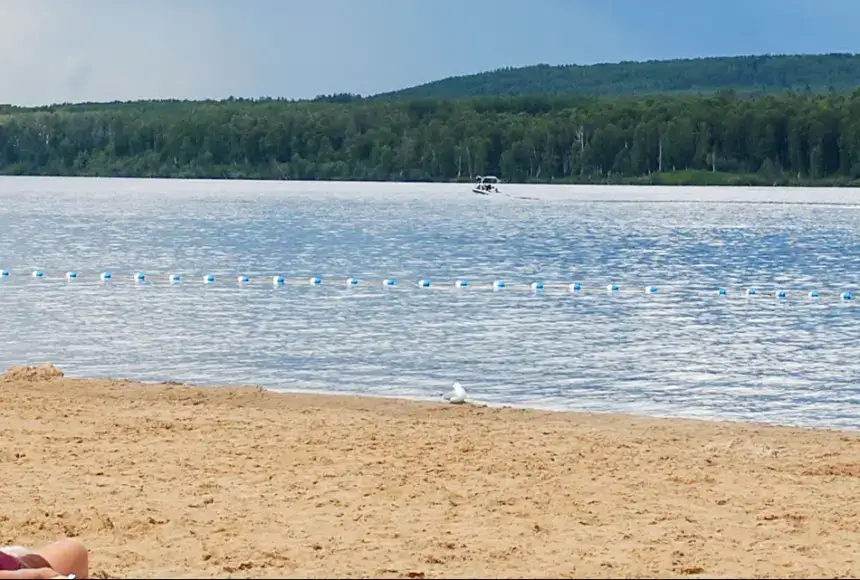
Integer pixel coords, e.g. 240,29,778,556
0,176,859,429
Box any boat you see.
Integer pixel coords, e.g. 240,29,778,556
472,175,501,195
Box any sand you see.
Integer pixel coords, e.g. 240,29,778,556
3,365,860,579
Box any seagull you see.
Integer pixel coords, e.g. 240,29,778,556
442,381,467,404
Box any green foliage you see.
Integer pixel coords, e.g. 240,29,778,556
376,53,860,100
3,89,860,185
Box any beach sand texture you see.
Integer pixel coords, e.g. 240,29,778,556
2,364,860,578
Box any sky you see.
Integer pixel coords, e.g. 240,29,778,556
2,0,860,106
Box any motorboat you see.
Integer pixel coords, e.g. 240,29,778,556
472,175,501,195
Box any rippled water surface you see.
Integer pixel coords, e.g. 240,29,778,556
1,177,860,429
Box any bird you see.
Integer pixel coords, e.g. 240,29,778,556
442,381,467,404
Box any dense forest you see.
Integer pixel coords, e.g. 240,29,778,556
2,89,860,186
378,53,860,100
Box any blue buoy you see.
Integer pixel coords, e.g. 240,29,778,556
776,290,787,299
32,270,43,278
134,272,145,282
0,269,8,277
606,283,619,293
382,279,396,286
418,279,431,287
493,280,505,290
169,273,181,282
100,272,111,281
346,277,359,286
273,275,284,285
842,291,853,301
746,288,756,296
203,274,215,284
66,271,77,279
237,275,249,283
531,281,543,291
310,276,322,285
808,290,820,299
717,287,727,295
454,279,469,287
569,282,581,293
646,286,658,294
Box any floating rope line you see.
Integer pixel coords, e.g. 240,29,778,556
0,268,854,301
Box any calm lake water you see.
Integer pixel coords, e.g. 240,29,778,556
1,176,859,429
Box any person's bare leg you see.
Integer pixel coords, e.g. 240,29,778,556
32,539,88,578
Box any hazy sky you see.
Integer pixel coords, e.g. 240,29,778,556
2,0,859,106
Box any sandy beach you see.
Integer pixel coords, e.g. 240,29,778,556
3,365,860,578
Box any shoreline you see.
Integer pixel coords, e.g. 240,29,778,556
58,374,860,436
3,173,860,189
5,366,860,578
262,383,860,434
236,385,860,436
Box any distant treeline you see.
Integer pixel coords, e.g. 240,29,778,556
1,90,860,186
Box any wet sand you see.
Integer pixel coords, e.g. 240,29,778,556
2,364,860,578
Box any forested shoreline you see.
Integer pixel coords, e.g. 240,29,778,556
2,90,860,186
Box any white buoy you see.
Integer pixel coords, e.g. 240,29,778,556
100,272,112,281
531,281,543,291
273,275,284,285
32,270,43,278
66,271,77,280
346,277,359,286
442,381,467,404
418,279,431,287
606,283,619,292
203,274,215,284
569,282,581,292
237,275,249,283
645,286,658,293
382,279,396,286
169,273,181,283
134,272,145,282
455,279,468,287
310,276,322,285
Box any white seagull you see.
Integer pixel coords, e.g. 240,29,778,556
442,381,467,404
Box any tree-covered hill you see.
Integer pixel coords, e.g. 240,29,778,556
375,53,860,100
